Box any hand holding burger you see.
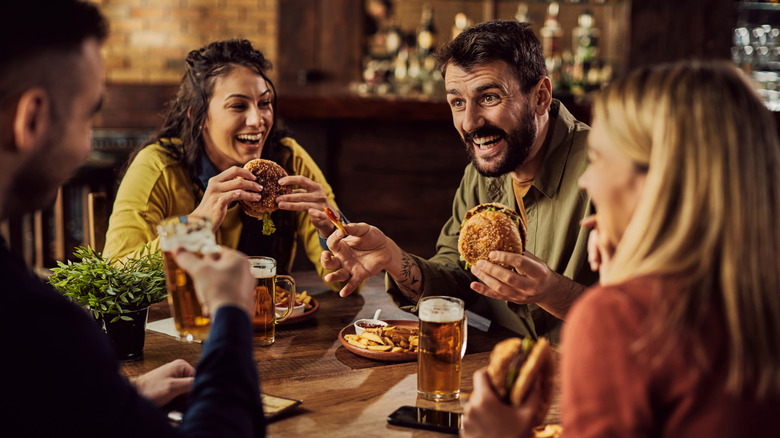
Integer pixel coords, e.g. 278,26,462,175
486,337,554,426
462,337,556,438
239,158,292,235
458,203,526,270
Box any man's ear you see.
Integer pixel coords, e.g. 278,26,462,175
534,77,553,115
13,88,50,154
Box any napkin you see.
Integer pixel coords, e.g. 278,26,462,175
146,317,186,339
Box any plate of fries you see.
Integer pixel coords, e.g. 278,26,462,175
338,320,419,362
275,289,318,326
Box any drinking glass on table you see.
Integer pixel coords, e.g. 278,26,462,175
417,296,467,401
158,216,218,342
248,256,294,346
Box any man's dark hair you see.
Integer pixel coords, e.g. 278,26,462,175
433,20,546,94
0,1,108,119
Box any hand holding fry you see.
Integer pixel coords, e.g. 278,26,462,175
322,222,396,297
325,207,348,236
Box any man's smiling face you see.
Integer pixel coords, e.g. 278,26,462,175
445,60,538,177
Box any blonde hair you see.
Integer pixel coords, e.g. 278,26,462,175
594,60,780,398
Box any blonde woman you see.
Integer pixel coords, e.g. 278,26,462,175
462,60,780,437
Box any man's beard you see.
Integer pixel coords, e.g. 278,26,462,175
463,107,537,178
9,159,60,215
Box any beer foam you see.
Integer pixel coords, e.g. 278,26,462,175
419,298,464,323
250,265,275,278
249,257,276,278
159,222,217,253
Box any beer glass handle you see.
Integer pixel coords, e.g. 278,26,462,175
275,275,295,322
461,314,468,359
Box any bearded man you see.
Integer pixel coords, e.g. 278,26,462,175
322,21,596,342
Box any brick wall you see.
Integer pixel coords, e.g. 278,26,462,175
93,0,278,83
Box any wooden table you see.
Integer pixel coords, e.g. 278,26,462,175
122,271,552,436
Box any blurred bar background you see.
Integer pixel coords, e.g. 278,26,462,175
5,0,768,273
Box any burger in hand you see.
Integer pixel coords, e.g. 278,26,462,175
458,203,526,269
239,158,292,235
486,337,554,427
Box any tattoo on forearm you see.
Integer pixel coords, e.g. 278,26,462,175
396,252,422,301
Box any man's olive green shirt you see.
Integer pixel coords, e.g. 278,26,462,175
386,100,598,342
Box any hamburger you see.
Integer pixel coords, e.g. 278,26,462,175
239,159,293,235
487,337,554,427
457,203,526,269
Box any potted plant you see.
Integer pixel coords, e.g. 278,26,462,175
48,245,167,361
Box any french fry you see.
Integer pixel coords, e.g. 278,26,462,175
346,324,420,353
325,207,348,235
344,335,366,349
275,289,313,310
362,332,384,344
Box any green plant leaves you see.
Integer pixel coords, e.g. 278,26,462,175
48,245,167,321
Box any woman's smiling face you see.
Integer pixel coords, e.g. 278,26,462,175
201,64,274,171
578,119,647,251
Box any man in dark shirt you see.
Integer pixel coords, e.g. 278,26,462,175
0,2,264,436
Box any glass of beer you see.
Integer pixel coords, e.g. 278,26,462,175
417,296,467,401
248,256,294,346
158,216,218,342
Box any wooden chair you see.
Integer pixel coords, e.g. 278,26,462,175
0,188,65,276
1,190,109,276
85,192,109,253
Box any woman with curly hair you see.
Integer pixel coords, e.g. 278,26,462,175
106,39,345,290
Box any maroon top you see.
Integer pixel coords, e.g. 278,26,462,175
561,276,780,437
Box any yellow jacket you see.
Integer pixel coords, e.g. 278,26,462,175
104,137,346,291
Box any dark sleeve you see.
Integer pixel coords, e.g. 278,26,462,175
1,279,180,438
180,306,265,438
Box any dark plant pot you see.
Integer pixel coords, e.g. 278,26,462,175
98,307,149,362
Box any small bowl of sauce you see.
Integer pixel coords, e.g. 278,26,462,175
354,318,388,336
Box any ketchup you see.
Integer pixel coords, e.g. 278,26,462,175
357,322,383,329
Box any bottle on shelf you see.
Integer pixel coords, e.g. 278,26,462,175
385,19,403,58
571,9,601,95
573,10,599,63
540,2,564,90
514,2,529,24
417,5,437,59
452,12,471,40
415,4,440,96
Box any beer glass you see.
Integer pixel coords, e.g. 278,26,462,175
158,216,218,342
417,296,467,401
249,256,294,346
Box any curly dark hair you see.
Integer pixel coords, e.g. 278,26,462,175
144,39,287,189
433,20,546,94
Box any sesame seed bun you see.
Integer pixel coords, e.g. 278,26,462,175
239,159,293,219
457,203,526,268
